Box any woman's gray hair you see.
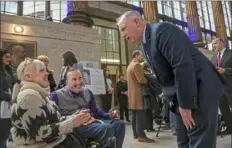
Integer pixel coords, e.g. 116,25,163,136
116,10,142,26
12,59,46,101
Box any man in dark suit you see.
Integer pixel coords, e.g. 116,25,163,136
117,11,225,148
211,38,232,134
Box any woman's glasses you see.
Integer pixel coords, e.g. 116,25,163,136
22,57,34,73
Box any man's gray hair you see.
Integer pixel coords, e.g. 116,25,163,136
116,10,142,26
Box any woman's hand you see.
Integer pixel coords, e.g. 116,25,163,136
10,99,14,105
72,112,92,127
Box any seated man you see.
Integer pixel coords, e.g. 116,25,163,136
50,69,125,148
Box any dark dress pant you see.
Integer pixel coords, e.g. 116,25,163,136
219,94,232,130
0,119,11,148
175,98,219,148
131,110,146,138
118,96,129,120
102,94,112,112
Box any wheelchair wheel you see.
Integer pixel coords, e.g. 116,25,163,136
86,141,100,148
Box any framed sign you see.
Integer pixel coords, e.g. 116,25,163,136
0,38,37,71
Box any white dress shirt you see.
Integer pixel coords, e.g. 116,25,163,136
218,48,226,59
143,25,147,44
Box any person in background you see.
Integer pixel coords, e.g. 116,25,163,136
8,44,25,73
37,55,56,92
140,61,157,132
117,74,130,122
102,68,113,112
57,50,84,89
211,38,232,134
7,58,92,148
0,49,16,148
127,50,155,143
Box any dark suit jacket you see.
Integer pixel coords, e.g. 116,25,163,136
141,73,160,110
142,22,225,112
211,49,232,99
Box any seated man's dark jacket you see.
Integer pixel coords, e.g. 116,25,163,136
50,86,109,119
141,73,162,110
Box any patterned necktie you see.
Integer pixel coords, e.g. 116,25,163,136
217,52,221,67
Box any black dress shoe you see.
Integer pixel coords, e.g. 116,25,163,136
126,119,131,122
223,128,232,135
147,129,156,132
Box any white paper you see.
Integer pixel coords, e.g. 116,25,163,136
80,61,100,69
83,68,106,95
0,101,11,119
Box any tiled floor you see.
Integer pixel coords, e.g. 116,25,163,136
123,122,231,148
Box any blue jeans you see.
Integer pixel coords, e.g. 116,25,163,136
169,111,176,133
76,119,125,148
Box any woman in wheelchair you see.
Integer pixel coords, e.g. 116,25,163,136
6,59,93,148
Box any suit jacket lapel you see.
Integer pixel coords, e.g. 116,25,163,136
220,49,228,66
142,24,160,82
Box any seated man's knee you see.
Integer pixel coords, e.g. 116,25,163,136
101,123,114,137
113,120,126,131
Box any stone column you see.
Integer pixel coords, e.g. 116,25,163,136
67,1,93,27
212,1,227,42
17,1,23,16
142,1,159,23
229,2,232,37
230,1,232,16
45,1,51,19
186,1,203,47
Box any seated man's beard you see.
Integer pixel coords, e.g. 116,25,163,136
72,83,83,93
73,87,83,93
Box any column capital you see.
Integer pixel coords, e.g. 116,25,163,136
67,1,93,27
186,1,203,46
17,1,23,16
142,1,159,24
212,1,227,42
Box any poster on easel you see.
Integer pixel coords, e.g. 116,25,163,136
83,68,106,95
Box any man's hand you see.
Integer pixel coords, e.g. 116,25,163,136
179,107,195,129
74,109,90,115
217,67,225,74
10,99,14,105
83,117,96,126
72,112,92,127
108,89,113,94
109,109,119,118
124,91,128,96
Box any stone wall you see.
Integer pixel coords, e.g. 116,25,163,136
1,14,101,82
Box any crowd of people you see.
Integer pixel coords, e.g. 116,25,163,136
0,50,126,148
0,10,232,148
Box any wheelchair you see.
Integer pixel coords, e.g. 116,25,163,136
217,114,227,138
57,131,116,148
